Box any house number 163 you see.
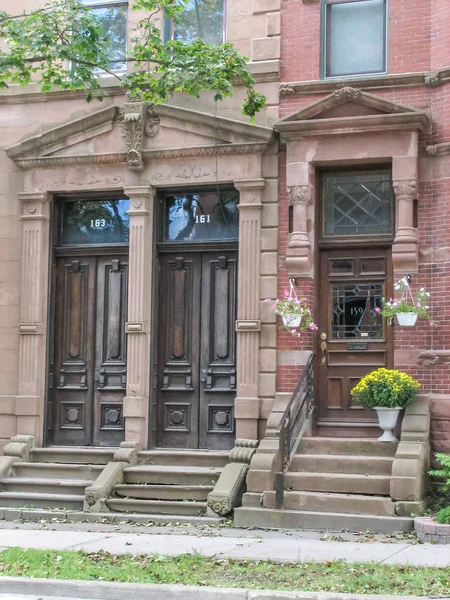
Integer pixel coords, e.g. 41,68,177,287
90,219,106,228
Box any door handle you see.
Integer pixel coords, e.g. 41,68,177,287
201,377,206,383
320,332,327,365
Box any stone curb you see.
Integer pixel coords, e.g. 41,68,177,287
414,516,450,544
0,578,424,600
0,507,222,526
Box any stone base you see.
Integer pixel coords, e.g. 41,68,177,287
415,516,450,544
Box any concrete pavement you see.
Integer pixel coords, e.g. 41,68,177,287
0,521,449,566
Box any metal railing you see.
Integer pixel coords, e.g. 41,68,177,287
274,353,314,509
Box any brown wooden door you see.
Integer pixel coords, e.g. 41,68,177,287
317,248,393,437
51,254,128,446
157,250,237,449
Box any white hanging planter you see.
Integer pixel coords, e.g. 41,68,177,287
282,314,302,328
396,312,418,326
374,407,402,442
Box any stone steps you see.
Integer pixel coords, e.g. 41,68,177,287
124,465,222,486
298,437,398,457
285,472,391,495
12,462,103,481
105,497,207,516
234,507,413,533
114,483,213,501
0,491,84,510
0,477,92,496
290,454,394,475
138,449,229,468
30,447,115,465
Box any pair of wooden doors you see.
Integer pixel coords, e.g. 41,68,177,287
316,248,393,437
156,249,237,450
50,254,128,446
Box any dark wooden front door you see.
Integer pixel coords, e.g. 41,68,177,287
156,250,237,450
317,248,393,437
50,254,128,446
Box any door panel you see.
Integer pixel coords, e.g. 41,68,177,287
317,248,393,437
52,254,127,446
157,250,237,449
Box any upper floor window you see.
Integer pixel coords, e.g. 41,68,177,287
323,0,387,78
168,0,225,46
82,0,127,71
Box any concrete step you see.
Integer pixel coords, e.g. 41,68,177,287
114,484,213,501
0,477,91,496
0,491,84,510
298,438,398,457
138,449,229,468
290,454,393,476
106,497,207,516
124,465,222,486
13,462,103,481
285,472,391,495
263,490,395,516
31,447,116,465
234,506,413,533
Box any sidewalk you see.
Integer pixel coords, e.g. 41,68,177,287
0,521,449,566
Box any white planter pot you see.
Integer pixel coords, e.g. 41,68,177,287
396,312,418,326
374,407,403,442
282,314,302,328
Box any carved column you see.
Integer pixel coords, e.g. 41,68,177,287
16,192,50,445
392,179,418,275
286,185,312,276
234,179,265,440
123,186,156,448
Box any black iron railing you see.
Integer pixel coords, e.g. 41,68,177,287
274,353,314,508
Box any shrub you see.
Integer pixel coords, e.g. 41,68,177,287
429,453,450,493
436,506,450,525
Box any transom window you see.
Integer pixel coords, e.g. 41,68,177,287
81,0,127,71
323,171,393,237
166,0,225,46
323,0,387,78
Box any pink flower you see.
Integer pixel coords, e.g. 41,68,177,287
284,289,290,297
309,322,317,331
296,333,301,338
375,307,380,312
294,298,300,304
271,304,277,310
263,298,270,303
429,321,434,327
417,302,421,308
291,329,297,334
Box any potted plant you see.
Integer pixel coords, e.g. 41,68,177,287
351,368,421,441
379,276,433,327
264,281,318,337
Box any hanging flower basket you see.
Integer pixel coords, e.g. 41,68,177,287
264,279,317,338
396,312,418,327
379,276,434,327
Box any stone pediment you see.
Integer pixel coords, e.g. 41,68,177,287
6,99,274,170
274,87,430,137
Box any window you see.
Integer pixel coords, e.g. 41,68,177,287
323,171,393,237
323,0,387,78
82,0,127,71
167,0,225,46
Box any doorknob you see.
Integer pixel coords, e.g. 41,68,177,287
201,377,206,383
320,332,327,366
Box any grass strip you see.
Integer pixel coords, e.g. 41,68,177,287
0,548,449,596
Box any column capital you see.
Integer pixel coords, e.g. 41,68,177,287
18,192,49,221
234,178,266,193
124,185,156,215
288,185,312,206
393,179,417,201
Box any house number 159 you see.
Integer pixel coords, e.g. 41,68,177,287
195,215,210,224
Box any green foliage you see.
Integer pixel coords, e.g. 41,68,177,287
380,278,433,323
350,368,420,409
436,505,450,525
429,453,450,493
0,0,266,118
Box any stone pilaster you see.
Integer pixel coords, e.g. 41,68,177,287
16,192,50,445
123,186,156,448
234,179,265,440
392,179,419,276
286,184,312,276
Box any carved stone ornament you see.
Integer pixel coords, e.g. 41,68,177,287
288,185,313,206
425,71,441,87
418,350,450,366
393,179,418,201
207,495,232,516
85,489,100,507
332,86,362,103
230,438,259,464
279,83,296,96
427,146,438,156
119,93,160,171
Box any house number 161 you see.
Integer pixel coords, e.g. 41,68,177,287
195,215,210,223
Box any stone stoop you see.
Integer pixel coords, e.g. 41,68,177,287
235,437,415,533
0,447,115,510
105,449,229,517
